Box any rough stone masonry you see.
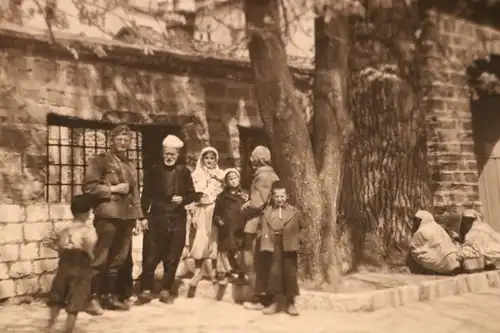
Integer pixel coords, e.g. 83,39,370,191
2,9,500,299
0,24,311,299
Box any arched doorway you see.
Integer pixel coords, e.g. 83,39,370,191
469,54,500,231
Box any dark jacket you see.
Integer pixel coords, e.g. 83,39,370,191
82,152,143,220
213,188,248,251
259,204,306,252
140,163,197,220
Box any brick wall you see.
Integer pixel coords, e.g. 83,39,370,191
0,27,311,299
427,12,500,217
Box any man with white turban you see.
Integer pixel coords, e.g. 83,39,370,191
137,135,198,304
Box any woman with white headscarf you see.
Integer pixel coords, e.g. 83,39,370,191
458,209,500,272
188,147,225,290
409,210,462,275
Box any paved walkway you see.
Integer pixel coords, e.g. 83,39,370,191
2,288,500,333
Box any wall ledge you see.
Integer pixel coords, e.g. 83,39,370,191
0,23,313,89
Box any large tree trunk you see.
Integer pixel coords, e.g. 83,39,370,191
243,0,324,281
335,4,433,271
339,65,431,272
313,14,354,287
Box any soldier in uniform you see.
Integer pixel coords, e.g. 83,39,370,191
137,134,198,304
82,124,144,314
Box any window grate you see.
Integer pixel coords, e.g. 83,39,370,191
46,121,143,203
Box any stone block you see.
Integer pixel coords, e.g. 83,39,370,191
9,261,33,278
0,262,8,279
49,204,72,220
19,242,39,260
456,274,469,293
466,273,489,292
26,204,49,222
0,223,23,244
39,243,58,259
33,258,58,275
435,278,457,298
39,273,55,293
0,205,25,222
486,271,500,288
15,276,39,296
0,279,15,299
397,284,420,306
418,281,440,301
0,244,19,262
370,289,401,311
23,222,52,242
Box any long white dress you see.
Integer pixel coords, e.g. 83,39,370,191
188,147,225,260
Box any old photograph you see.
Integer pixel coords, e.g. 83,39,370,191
1,0,500,332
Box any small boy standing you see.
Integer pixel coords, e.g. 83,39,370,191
259,180,306,316
44,194,97,333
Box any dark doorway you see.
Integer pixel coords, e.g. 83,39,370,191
140,126,183,170
468,54,500,231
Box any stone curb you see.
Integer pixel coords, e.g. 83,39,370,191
176,270,500,312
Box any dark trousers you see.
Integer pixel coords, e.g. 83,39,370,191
48,250,92,313
114,244,134,300
91,218,134,297
260,235,299,302
140,214,186,292
243,233,272,305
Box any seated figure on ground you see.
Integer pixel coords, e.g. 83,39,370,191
409,210,462,275
458,209,500,272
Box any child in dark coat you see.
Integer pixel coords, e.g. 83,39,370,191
213,168,249,285
259,180,306,316
44,194,97,333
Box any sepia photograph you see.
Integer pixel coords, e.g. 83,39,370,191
0,0,500,332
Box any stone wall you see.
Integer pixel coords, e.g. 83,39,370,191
0,204,71,299
0,26,311,299
427,12,500,217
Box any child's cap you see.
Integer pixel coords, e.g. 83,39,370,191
70,193,94,216
224,168,240,179
271,180,289,191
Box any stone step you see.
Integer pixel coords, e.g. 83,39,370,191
166,270,500,312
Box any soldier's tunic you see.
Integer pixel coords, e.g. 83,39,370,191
47,222,97,313
82,151,143,297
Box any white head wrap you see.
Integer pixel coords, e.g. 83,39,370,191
162,135,184,149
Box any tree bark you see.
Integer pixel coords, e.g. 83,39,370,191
336,5,433,271
339,70,431,271
243,0,324,281
313,14,353,287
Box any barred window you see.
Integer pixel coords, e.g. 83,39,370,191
46,115,143,203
